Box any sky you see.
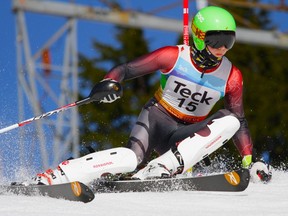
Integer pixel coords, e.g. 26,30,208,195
0,169,288,215
0,0,288,179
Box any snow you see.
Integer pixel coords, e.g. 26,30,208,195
0,170,287,216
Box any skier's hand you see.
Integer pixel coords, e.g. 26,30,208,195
242,155,252,168
249,161,272,183
89,79,122,103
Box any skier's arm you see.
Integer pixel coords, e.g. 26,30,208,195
89,46,178,103
104,46,179,82
225,69,272,182
224,65,253,167
88,46,178,103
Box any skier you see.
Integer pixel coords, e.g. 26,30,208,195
26,6,271,185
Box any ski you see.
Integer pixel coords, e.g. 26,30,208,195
91,168,250,193
0,181,95,203
0,169,249,202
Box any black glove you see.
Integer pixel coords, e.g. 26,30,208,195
249,161,272,183
89,79,122,103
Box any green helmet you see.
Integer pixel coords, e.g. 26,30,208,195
191,6,236,51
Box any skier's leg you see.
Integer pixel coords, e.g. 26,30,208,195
32,147,137,185
133,111,240,179
27,98,174,186
126,98,179,165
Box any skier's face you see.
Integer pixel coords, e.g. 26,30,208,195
207,45,228,58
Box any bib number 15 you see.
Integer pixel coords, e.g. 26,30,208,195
177,98,198,112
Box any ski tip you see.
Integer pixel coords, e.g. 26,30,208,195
70,181,95,203
223,168,250,191
223,169,249,187
0,181,95,203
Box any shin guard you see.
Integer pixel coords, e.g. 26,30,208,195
147,115,240,174
59,147,137,184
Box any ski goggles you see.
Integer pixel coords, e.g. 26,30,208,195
204,31,236,49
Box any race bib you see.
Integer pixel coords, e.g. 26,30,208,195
162,76,221,117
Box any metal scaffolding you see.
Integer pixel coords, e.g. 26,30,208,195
14,1,79,169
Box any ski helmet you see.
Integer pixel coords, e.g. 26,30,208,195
191,6,236,51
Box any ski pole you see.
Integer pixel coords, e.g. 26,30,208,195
183,0,189,46
0,97,92,134
0,79,122,134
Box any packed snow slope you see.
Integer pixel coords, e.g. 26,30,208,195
0,169,287,216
